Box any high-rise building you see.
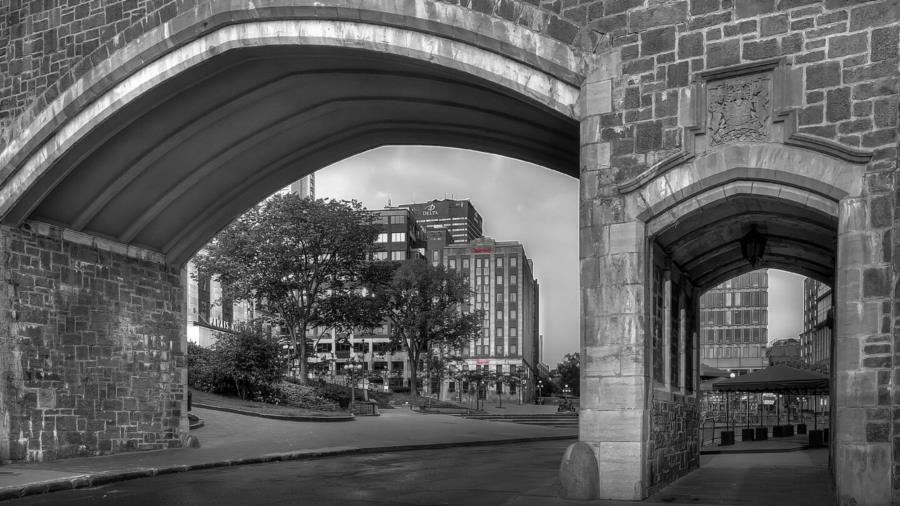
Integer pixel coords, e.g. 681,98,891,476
800,278,832,369
698,270,768,375
399,199,483,244
290,174,315,199
371,208,427,262
440,237,540,402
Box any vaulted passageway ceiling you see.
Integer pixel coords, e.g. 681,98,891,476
11,46,579,265
655,195,837,290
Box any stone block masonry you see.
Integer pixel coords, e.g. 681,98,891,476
0,222,186,462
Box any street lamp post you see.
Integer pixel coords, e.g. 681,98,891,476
348,359,363,412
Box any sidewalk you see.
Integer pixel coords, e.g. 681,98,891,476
0,406,575,501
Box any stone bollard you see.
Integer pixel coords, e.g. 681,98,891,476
558,441,599,500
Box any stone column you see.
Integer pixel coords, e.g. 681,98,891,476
833,196,892,505
560,48,650,501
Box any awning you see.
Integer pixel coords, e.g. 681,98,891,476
699,363,731,379
712,364,829,394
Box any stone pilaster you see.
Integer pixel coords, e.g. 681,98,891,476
834,195,893,505
561,46,651,501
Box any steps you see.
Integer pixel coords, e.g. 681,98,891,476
460,413,579,429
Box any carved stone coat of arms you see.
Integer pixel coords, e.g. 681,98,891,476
707,76,770,145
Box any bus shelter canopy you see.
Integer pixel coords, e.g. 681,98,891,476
712,365,829,395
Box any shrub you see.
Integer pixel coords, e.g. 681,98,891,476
274,381,333,408
187,325,286,400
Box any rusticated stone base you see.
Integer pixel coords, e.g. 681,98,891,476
0,223,186,462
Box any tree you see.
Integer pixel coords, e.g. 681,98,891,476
555,352,580,396
383,259,483,400
193,194,379,383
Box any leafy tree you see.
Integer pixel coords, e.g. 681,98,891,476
555,352,580,396
193,194,379,383
383,259,483,399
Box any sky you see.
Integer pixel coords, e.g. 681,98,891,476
315,146,806,366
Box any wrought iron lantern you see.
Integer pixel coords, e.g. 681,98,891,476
740,225,767,267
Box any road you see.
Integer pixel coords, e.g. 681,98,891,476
4,440,833,505
5,441,570,506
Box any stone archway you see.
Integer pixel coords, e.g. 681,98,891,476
572,53,887,504
0,4,583,463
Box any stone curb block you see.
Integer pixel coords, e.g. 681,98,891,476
0,434,575,502
191,403,355,422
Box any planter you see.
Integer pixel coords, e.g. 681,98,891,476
808,430,824,448
773,425,783,437
823,428,829,443
796,423,807,435
741,428,756,442
720,430,735,446
785,424,795,437
755,426,768,440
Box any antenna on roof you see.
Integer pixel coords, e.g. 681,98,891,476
386,196,392,208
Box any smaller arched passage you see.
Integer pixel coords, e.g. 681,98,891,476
577,141,874,501
632,143,865,291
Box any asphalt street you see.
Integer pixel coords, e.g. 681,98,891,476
4,440,571,506
2,440,834,506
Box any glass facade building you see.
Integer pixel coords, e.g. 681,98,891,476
698,270,769,375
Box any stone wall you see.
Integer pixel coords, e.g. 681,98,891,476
0,222,185,462
647,394,700,495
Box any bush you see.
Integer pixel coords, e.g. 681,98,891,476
275,381,335,409
187,325,285,400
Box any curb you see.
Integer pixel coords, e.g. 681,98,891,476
191,403,354,422
700,444,819,455
0,434,576,502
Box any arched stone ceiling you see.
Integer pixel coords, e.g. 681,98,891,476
10,46,579,265
654,195,837,290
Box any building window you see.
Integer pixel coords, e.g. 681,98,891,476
198,275,211,322
462,257,470,269
509,310,517,319
496,292,503,302
373,251,388,261
510,327,517,337
391,232,406,242
496,257,504,268
449,258,457,270
510,257,517,268
510,275,517,285
391,251,406,261
376,233,388,243
496,275,503,285
391,215,406,224
496,328,503,338
496,310,503,319
448,381,455,392
509,341,518,355
510,292,517,303
432,250,439,264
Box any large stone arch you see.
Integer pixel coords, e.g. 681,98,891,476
0,1,583,463
0,4,584,266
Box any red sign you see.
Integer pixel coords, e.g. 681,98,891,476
476,359,490,366
472,247,492,253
